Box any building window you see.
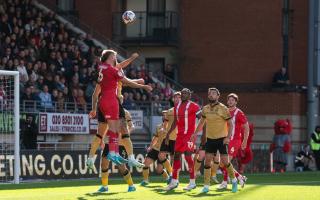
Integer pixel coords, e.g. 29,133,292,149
56,0,75,11
146,0,166,38
147,0,165,13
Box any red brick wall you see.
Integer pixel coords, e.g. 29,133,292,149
74,0,118,39
179,0,284,84
198,91,306,115
289,0,308,84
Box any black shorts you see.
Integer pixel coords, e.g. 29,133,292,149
98,106,105,123
205,137,228,155
146,149,159,161
102,144,127,159
160,140,175,154
199,143,206,151
118,100,126,118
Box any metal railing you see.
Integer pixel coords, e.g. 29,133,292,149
20,100,170,115
112,11,179,45
37,141,149,151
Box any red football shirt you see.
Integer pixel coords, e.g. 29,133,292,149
98,64,123,99
174,100,200,135
230,108,248,140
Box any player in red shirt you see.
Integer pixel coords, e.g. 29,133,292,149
164,88,201,191
218,93,249,189
97,49,134,164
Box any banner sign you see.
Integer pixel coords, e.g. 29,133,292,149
38,113,89,134
129,110,143,129
0,149,195,180
89,110,144,134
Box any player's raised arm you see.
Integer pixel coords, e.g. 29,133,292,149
89,84,101,119
121,76,152,92
116,53,139,70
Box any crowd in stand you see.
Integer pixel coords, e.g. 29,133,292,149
0,0,175,113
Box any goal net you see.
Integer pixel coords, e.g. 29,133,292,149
0,70,20,184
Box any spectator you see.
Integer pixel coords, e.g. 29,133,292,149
53,74,65,91
16,59,29,84
153,82,162,96
295,145,314,172
38,85,53,110
123,92,136,110
21,114,38,149
57,90,65,112
273,67,290,87
21,86,38,111
77,89,87,112
85,79,96,102
163,82,173,99
52,89,59,102
164,64,175,79
311,126,320,170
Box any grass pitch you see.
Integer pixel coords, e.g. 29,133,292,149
0,172,320,200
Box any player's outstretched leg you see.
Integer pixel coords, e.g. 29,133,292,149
87,122,108,169
120,119,144,168
119,164,136,192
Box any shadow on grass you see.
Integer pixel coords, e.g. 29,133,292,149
77,192,135,200
2,172,320,191
151,187,186,195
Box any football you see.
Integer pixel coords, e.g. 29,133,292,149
122,10,136,24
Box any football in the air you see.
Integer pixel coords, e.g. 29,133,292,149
122,10,136,24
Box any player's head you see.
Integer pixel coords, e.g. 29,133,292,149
208,87,220,103
181,88,191,102
100,49,117,65
315,125,320,133
227,93,239,108
173,91,181,105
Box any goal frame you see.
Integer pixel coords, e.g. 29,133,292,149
0,70,20,184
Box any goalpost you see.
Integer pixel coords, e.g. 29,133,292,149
0,70,20,184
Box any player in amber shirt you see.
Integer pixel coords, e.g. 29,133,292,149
140,111,172,186
191,88,238,193
97,109,136,193
158,92,181,179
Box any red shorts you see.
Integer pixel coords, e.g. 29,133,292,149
175,133,195,152
228,139,241,158
99,97,119,120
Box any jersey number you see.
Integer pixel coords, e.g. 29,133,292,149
98,70,103,82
